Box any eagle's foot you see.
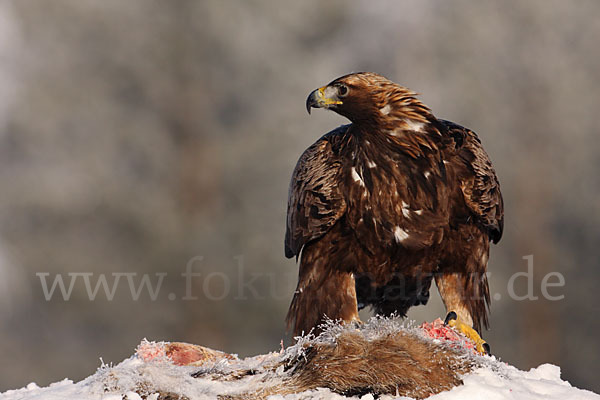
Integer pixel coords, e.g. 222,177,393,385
444,311,490,355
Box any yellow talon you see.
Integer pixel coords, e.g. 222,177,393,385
446,313,489,355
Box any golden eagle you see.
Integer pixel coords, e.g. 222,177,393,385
285,73,503,352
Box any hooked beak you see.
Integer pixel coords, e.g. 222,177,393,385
306,86,342,114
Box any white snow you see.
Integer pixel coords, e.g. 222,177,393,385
1,331,598,400
429,363,598,400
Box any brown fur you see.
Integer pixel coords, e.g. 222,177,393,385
214,326,476,399
281,331,473,399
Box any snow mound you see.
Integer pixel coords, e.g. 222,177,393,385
1,318,598,400
430,363,597,400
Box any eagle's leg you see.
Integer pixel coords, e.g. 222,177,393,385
287,251,360,337
435,273,490,355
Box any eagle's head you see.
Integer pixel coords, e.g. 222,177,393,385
306,72,431,126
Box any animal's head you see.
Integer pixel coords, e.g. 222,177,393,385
306,72,431,125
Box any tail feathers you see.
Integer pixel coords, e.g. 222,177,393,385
465,272,490,333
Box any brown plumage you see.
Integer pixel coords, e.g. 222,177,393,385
285,72,503,336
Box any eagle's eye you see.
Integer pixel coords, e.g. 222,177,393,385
337,84,349,97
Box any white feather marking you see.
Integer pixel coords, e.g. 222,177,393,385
424,171,431,179
367,160,377,168
401,201,411,218
404,119,425,132
388,129,401,137
380,104,391,115
394,226,409,242
351,167,365,187
415,209,423,215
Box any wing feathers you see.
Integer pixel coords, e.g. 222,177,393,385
440,119,504,243
285,126,349,258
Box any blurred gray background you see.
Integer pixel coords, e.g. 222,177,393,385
1,0,599,394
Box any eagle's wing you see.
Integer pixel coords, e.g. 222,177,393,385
284,126,349,258
441,119,504,243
